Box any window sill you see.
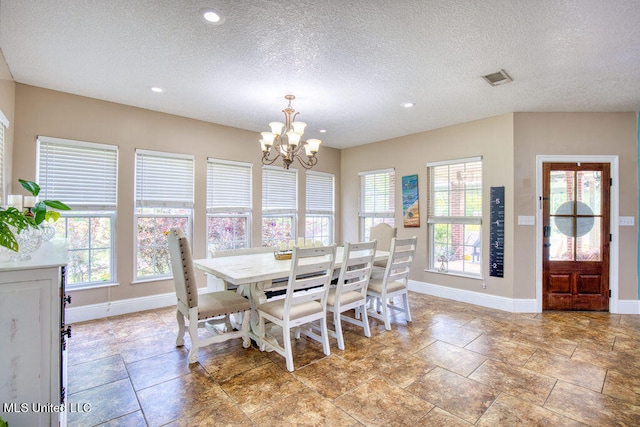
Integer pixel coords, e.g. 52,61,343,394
131,276,173,285
425,269,483,280
67,282,120,292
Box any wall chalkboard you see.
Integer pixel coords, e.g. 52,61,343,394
489,186,504,278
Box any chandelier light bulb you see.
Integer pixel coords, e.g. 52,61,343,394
269,122,284,136
261,132,275,145
306,139,321,153
292,121,307,135
287,131,301,146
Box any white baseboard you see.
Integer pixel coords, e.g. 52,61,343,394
66,292,178,323
408,280,640,314
408,280,538,313
616,300,640,314
67,280,640,323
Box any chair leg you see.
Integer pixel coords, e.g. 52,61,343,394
187,311,199,364
381,297,391,330
320,318,331,356
403,292,412,322
361,305,371,338
175,309,185,347
283,326,295,372
334,310,345,351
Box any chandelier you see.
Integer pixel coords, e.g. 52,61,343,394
259,94,322,169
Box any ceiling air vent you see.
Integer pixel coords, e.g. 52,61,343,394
482,69,512,86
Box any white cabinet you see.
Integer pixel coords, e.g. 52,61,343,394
0,241,68,427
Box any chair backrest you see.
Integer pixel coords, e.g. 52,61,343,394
383,236,417,286
369,223,397,252
335,240,377,300
168,228,198,309
283,245,337,317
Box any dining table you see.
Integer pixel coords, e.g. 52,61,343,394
193,246,389,343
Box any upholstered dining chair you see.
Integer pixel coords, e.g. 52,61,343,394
366,236,417,330
327,240,377,350
368,223,397,270
257,245,337,371
168,228,251,364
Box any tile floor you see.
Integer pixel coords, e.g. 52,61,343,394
66,293,640,426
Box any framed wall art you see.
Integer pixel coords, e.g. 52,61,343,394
402,174,420,227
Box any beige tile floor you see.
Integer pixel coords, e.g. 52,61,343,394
66,293,640,426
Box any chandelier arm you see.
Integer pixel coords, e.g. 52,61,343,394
261,150,282,166
295,153,318,170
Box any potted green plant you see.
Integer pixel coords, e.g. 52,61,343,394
0,179,70,252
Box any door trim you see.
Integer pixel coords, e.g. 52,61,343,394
536,155,619,312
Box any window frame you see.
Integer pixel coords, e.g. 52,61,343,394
36,136,119,289
305,171,335,245
206,158,253,254
359,168,395,241
0,108,7,204
134,149,194,282
427,156,483,277
262,166,297,247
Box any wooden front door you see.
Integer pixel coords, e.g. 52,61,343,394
542,162,610,311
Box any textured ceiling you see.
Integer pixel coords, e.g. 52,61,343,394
1,0,639,149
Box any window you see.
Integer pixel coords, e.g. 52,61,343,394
135,149,193,281
0,109,7,204
262,166,297,247
359,168,395,240
305,171,334,245
427,157,482,276
37,136,118,288
206,158,252,254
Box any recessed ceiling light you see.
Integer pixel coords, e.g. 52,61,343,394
319,129,327,133
150,87,164,93
401,102,416,108
202,8,225,24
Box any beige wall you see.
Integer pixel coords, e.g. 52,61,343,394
12,84,341,307
513,112,639,300
0,50,15,198
341,114,516,298
342,112,639,303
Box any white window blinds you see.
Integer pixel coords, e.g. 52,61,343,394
427,157,482,222
359,168,395,217
37,136,118,210
262,167,297,213
306,171,334,214
135,149,194,209
206,158,252,213
0,122,4,204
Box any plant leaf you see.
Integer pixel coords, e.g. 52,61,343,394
45,211,61,222
0,222,19,252
18,179,40,196
34,201,47,224
43,200,71,210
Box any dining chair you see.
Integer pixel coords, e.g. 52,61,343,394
168,228,252,364
366,236,417,330
327,240,377,350
368,222,397,270
256,245,337,371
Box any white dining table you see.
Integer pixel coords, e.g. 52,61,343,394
193,247,389,342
